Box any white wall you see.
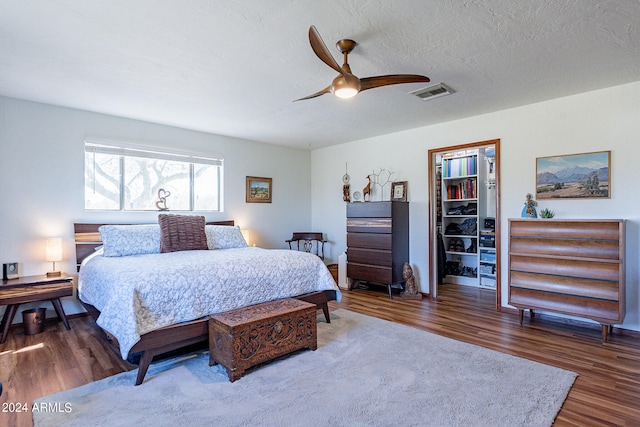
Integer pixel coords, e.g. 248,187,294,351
0,96,311,318
311,81,640,332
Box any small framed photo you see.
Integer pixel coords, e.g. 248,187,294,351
246,176,272,203
3,262,19,280
391,181,408,202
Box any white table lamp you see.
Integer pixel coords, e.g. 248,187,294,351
46,237,62,277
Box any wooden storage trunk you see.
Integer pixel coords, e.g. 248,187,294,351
208,298,317,382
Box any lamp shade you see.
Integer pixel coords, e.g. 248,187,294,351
45,238,63,262
331,74,361,99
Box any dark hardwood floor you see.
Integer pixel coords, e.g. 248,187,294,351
0,312,134,427
1,284,639,426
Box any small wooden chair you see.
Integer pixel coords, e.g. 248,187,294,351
286,232,327,260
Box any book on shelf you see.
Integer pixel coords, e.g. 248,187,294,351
446,178,477,200
442,155,477,178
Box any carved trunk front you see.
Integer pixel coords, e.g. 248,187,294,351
209,298,317,381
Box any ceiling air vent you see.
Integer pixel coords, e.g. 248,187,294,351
409,83,454,101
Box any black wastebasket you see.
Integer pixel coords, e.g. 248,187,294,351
22,308,46,335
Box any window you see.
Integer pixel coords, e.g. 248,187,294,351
84,141,223,211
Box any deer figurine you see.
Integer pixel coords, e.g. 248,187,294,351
363,175,371,201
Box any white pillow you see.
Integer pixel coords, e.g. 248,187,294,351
99,224,161,257
205,225,248,249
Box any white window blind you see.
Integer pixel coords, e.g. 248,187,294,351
84,139,223,212
84,141,223,166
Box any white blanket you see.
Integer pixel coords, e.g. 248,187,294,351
78,247,341,358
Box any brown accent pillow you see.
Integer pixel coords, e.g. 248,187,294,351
158,214,208,253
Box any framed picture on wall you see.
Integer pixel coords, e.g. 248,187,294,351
391,181,408,202
246,176,272,203
536,150,610,199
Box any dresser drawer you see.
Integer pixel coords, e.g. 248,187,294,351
347,262,392,284
347,202,392,218
347,233,392,250
509,287,621,323
347,218,392,233
347,248,392,267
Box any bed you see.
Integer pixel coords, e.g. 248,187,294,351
74,218,340,385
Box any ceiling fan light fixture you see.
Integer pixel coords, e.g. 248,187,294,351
331,74,361,99
334,87,359,99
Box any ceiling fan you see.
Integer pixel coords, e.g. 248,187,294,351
295,25,430,101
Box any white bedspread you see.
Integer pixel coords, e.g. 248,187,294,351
78,247,341,358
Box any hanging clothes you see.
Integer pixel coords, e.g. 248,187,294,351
437,232,447,282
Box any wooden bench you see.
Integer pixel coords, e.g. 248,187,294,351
208,298,317,382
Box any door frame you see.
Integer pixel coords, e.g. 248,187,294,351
427,139,501,309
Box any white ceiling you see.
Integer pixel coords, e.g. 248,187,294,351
1,1,639,150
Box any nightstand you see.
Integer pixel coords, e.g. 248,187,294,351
0,273,73,343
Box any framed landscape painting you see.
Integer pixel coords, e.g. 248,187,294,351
536,151,610,199
246,176,272,203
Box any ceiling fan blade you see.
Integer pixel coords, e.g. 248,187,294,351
359,74,431,92
308,26,343,74
293,85,332,102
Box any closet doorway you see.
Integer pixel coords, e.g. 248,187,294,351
427,139,501,309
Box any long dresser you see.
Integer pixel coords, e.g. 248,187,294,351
508,218,625,342
346,201,409,298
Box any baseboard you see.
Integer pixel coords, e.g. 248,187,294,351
499,306,519,315
67,311,90,320
7,310,89,330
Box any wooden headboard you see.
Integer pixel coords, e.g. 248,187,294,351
73,220,235,271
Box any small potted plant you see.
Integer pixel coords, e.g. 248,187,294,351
540,208,555,219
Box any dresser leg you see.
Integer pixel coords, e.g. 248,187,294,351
518,309,524,325
0,304,19,344
601,324,610,343
387,285,393,300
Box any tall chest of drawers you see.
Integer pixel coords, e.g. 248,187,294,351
346,201,409,298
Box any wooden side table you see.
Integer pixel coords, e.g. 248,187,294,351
0,273,73,343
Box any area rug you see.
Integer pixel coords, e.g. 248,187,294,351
33,309,576,427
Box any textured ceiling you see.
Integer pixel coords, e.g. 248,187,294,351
1,0,639,149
